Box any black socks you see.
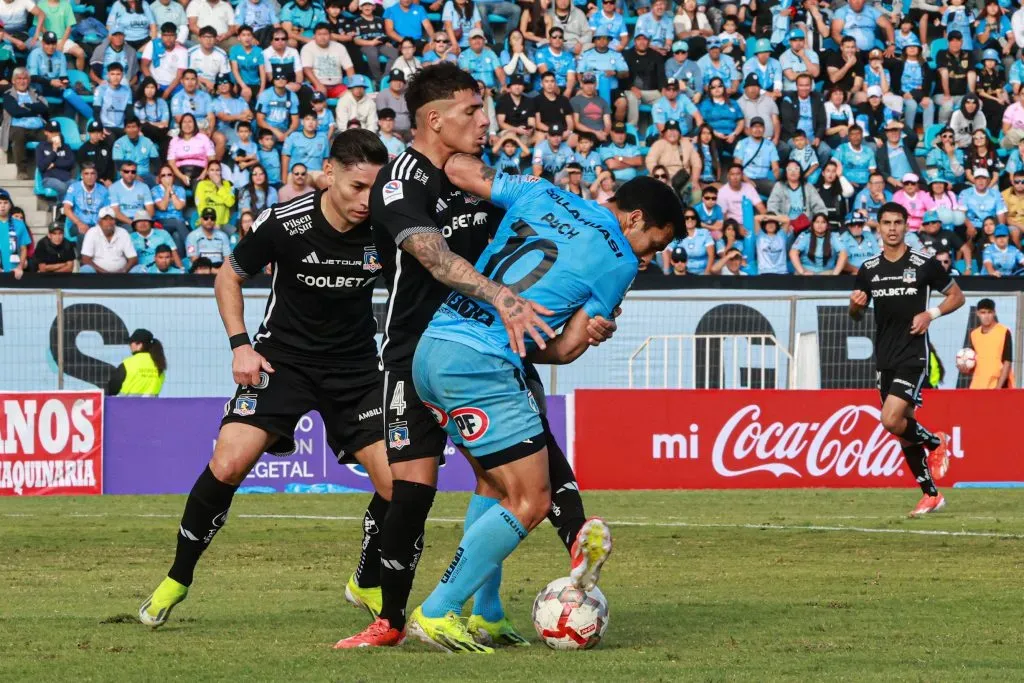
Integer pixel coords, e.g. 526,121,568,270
546,422,586,552
354,492,390,589
902,444,938,496
379,479,436,630
168,466,238,587
899,418,941,450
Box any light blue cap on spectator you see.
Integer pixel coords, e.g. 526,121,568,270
789,28,805,39
672,40,689,52
922,210,940,224
634,0,651,8
346,74,369,88
905,34,921,47
707,37,722,48
928,172,948,185
754,38,772,54
995,225,1010,237
983,48,1000,62
594,26,613,38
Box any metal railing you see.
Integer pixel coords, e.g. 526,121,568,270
628,334,793,389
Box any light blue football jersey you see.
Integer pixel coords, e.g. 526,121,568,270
424,174,639,368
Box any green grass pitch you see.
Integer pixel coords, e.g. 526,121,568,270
2,489,1024,682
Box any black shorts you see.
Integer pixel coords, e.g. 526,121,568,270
383,368,448,464
221,351,383,463
877,366,927,408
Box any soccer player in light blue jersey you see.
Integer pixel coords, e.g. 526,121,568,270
405,158,683,653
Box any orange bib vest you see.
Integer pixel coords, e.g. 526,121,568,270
969,323,1015,389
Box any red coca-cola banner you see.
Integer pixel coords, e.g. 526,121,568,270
0,391,104,496
574,390,1024,489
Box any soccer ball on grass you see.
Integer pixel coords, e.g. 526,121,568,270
531,577,609,650
955,347,976,373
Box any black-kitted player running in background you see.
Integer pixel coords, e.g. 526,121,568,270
850,202,965,517
139,130,395,628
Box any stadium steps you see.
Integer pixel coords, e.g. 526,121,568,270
0,151,55,243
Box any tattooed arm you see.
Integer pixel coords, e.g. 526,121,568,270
443,153,499,201
402,232,556,357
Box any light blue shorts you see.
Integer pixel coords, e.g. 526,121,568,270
412,336,545,464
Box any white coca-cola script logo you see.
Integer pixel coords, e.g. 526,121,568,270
711,405,905,479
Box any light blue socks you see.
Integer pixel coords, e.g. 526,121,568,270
421,501,527,619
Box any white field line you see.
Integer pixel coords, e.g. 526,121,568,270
2,512,1023,539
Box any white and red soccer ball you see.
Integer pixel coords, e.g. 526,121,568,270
955,348,976,373
531,577,609,650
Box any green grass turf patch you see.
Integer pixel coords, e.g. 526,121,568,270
2,490,1023,681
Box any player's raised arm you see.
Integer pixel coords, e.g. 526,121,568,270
527,308,618,365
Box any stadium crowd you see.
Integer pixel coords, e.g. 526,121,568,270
2,0,1024,276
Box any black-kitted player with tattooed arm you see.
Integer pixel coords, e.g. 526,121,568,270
849,202,965,517
335,63,617,651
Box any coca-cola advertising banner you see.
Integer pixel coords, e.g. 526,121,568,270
0,391,103,496
574,389,1024,489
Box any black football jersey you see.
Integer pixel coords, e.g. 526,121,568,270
854,247,954,371
371,148,494,370
229,191,380,363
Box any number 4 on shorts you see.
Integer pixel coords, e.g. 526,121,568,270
390,380,406,416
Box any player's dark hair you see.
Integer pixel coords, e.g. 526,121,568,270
878,201,909,223
806,212,832,265
328,128,388,168
405,62,479,124
977,298,996,311
610,176,686,239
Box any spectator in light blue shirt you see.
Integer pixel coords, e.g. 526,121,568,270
128,211,182,271
185,209,232,267
742,38,783,94
633,0,673,51
734,117,780,196
113,119,160,184
576,28,628,101
535,30,576,90
93,63,134,136
0,192,31,275
229,27,265,99
982,225,1024,276
789,213,848,274
531,124,573,179
599,122,643,182
257,128,284,185
26,35,93,119
458,29,504,91
588,0,628,51
651,79,701,135
959,169,1008,236
282,113,329,173
107,0,157,47
838,215,880,271
210,74,252,150
141,244,185,274
832,0,888,53
832,125,876,191
108,161,155,226
384,0,431,43
233,0,279,35
778,29,820,92
171,69,215,132
63,165,110,240
696,38,739,96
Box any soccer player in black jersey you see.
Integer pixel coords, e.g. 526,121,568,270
139,131,395,628
850,202,965,517
335,63,616,650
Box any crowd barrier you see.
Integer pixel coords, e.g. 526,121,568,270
4,389,1021,496
574,389,1024,490
0,392,566,496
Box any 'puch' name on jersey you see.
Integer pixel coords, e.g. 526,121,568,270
295,273,376,289
282,214,313,235
540,212,581,239
545,188,623,256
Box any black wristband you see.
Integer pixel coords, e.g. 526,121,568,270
229,333,250,350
